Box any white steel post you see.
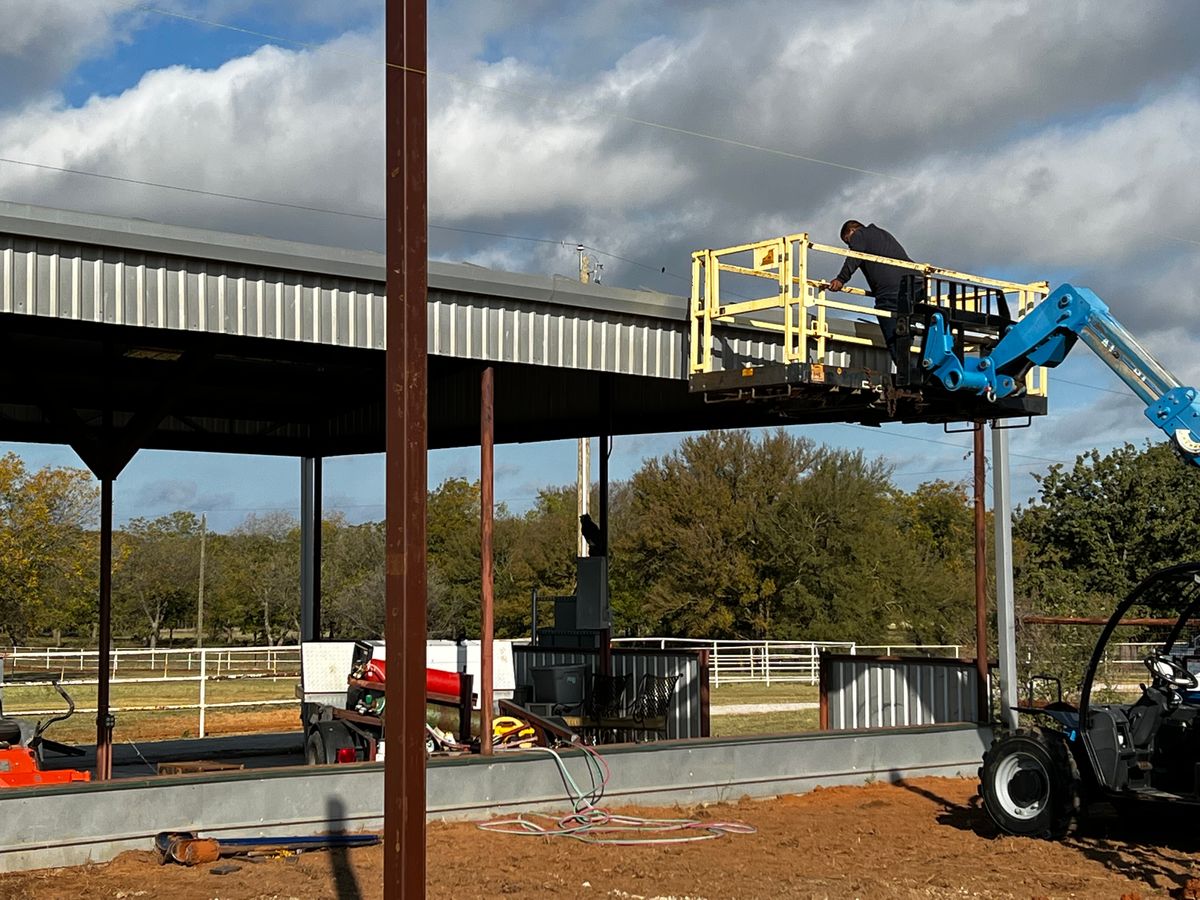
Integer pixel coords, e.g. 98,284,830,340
992,424,1018,730
198,649,207,739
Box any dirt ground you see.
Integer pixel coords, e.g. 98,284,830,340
6,776,1200,900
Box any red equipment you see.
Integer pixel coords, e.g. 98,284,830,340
358,657,466,700
0,746,90,787
0,680,91,788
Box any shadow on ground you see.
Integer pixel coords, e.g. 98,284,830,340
891,771,1200,899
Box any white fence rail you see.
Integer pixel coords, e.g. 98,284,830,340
0,646,300,738
609,639,966,686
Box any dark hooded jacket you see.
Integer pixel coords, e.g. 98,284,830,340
834,224,913,304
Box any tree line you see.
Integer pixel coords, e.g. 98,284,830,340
0,433,1195,650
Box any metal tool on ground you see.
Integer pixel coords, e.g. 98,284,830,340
155,830,380,866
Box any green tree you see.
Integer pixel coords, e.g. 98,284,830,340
0,453,99,643
426,478,482,638
322,516,386,638
114,511,202,648
1015,441,1200,616
217,512,299,645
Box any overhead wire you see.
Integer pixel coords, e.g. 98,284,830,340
0,156,687,286
139,6,900,183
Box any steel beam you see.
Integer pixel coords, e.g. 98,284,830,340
973,423,988,722
300,456,323,642
95,476,113,782
384,0,428,894
480,366,495,755
991,424,1018,729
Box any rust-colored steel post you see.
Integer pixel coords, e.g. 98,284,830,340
598,387,612,675
973,422,988,723
384,0,428,895
480,366,495,756
95,476,114,781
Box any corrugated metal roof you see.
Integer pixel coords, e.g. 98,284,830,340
0,201,871,381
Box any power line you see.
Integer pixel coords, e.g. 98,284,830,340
140,5,902,183
0,156,687,285
0,156,383,221
829,422,1064,465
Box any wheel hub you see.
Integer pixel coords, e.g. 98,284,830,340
1008,767,1047,807
993,751,1050,820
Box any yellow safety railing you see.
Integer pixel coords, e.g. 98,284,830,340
690,233,1050,397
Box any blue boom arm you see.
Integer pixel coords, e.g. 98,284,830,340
923,283,1200,465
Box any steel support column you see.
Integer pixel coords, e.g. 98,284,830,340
300,456,323,642
95,476,113,782
384,0,428,895
973,423,988,723
991,424,1018,730
599,394,612,675
480,367,495,756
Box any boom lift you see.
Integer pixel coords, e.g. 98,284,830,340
920,282,1200,464
913,283,1200,836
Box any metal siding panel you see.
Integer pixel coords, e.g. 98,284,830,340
0,230,848,382
120,256,138,326
282,281,297,341
371,290,383,349
298,279,313,342
17,246,32,314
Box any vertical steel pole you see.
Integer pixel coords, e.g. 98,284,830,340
300,457,323,641
385,0,428,895
480,366,495,756
598,416,612,676
992,424,1018,730
196,513,206,649
95,476,113,781
973,422,988,723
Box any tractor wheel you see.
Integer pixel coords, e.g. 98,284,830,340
305,728,329,765
305,721,358,765
979,726,1080,839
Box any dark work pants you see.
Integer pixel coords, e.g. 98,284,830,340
874,292,899,366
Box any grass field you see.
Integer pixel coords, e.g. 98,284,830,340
708,681,820,737
3,674,823,745
2,670,300,742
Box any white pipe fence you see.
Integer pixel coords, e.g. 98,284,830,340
0,646,300,738
610,638,1161,687
610,638,862,686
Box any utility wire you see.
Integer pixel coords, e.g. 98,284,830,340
0,156,382,221
829,422,1064,466
140,6,900,183
0,156,688,285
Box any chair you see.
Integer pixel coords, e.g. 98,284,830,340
628,674,679,741
580,673,630,744
592,673,679,743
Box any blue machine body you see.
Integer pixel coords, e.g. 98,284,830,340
923,283,1200,465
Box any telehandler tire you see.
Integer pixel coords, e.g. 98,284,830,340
979,726,1080,839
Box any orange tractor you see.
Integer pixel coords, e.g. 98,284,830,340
0,680,91,788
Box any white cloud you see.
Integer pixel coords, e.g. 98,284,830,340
0,0,1197,493
0,0,147,107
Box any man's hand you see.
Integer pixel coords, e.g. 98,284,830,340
828,279,843,292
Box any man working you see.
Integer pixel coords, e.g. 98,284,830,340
827,220,920,365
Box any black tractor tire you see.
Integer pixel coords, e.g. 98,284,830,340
305,721,358,765
979,726,1080,839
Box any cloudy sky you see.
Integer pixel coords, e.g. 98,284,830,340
1,0,1198,529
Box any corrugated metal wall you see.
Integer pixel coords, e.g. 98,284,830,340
821,654,980,730
512,646,705,739
0,235,872,380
